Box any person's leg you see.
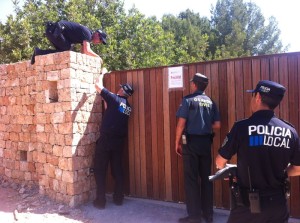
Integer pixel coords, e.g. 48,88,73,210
182,144,202,219
111,150,124,204
93,137,110,208
31,22,69,64
262,195,289,223
228,195,289,223
227,206,254,223
199,142,213,222
30,46,58,64
45,22,71,51
110,139,125,205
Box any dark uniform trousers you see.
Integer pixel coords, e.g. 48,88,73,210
228,189,289,223
37,21,72,55
182,135,213,219
93,133,126,204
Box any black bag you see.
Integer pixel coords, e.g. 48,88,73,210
45,21,65,38
45,21,57,35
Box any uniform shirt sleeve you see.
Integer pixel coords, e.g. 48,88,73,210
218,122,239,160
212,101,221,122
100,88,117,104
176,98,189,119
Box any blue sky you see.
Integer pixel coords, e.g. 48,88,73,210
1,0,299,52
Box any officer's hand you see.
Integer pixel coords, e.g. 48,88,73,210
223,176,237,182
176,144,182,156
100,67,108,75
95,76,104,93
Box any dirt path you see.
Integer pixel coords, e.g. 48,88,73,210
0,179,91,223
1,178,299,223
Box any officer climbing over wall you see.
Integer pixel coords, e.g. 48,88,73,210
93,69,134,209
31,20,107,64
216,80,300,223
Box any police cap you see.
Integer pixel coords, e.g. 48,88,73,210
120,83,134,96
246,80,286,100
96,29,107,45
190,73,209,83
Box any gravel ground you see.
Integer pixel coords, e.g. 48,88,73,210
0,178,299,223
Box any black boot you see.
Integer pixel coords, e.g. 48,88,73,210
30,47,57,64
30,47,38,65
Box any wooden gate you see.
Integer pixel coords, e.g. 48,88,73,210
104,52,300,218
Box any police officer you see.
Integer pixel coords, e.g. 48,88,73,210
216,80,300,223
93,71,134,209
176,73,221,223
31,20,107,64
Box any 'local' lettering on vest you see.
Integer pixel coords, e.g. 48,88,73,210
248,125,292,149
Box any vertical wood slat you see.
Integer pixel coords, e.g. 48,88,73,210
209,62,223,207
127,71,135,195
150,69,159,199
132,71,141,196
252,58,261,86
144,70,153,198
217,62,230,208
227,61,236,129
278,56,289,121
261,57,270,80
176,66,188,202
163,67,172,201
169,82,178,201
104,52,300,218
157,68,166,200
270,56,281,116
234,60,244,121
243,59,253,118
138,70,147,197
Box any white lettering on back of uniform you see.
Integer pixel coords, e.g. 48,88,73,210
248,125,291,149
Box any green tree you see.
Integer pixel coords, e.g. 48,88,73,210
0,0,180,70
0,0,287,67
161,10,210,63
103,8,178,70
210,0,286,59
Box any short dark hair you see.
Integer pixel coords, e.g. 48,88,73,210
194,81,208,91
258,92,282,109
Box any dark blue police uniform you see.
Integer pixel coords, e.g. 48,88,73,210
219,110,300,223
45,20,93,52
93,88,132,206
176,90,221,220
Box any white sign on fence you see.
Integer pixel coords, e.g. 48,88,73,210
168,66,183,89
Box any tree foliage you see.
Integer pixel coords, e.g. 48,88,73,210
0,0,287,69
161,10,210,63
210,0,285,59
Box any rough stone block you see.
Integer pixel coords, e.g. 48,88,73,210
62,170,75,183
1,51,102,206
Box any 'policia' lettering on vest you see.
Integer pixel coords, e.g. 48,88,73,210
248,125,292,148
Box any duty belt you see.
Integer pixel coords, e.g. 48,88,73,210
232,186,286,208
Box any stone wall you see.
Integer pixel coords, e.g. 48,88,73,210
0,51,102,206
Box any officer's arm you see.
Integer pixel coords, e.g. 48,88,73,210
81,40,100,58
212,121,221,130
286,164,300,177
175,117,186,156
95,73,105,94
216,154,228,169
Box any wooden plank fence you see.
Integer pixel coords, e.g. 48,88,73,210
104,52,300,218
